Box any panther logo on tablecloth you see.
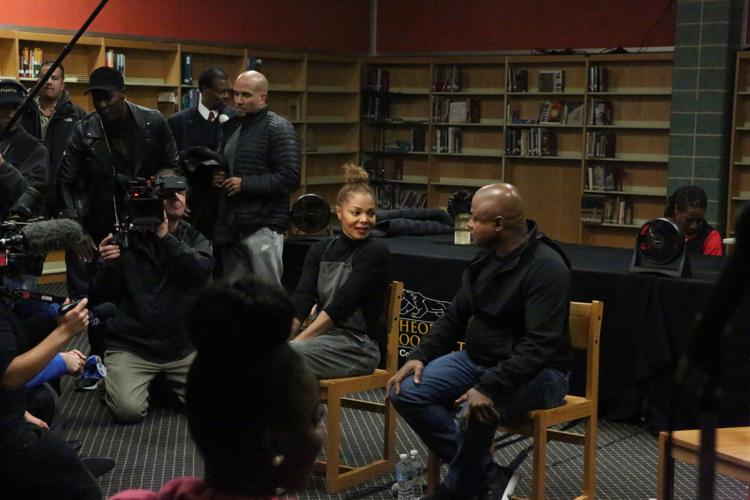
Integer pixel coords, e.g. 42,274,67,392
400,289,450,322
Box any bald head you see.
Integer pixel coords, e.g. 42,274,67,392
473,183,526,229
233,70,269,114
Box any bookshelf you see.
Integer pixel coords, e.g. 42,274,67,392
580,53,672,248
5,31,104,112
360,57,432,209
103,38,180,117
504,55,587,244
303,55,361,204
357,52,673,247
728,51,750,236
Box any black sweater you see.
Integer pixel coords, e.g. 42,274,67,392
408,221,573,402
292,236,391,342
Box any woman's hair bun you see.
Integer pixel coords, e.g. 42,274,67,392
189,278,295,356
343,162,369,185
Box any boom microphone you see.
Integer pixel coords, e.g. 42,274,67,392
19,219,84,253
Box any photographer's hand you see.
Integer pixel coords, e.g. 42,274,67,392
155,211,169,239
222,177,242,196
76,234,98,263
57,298,89,339
98,233,121,262
213,169,226,187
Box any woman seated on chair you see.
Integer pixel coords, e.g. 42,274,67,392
664,185,722,256
110,279,323,500
290,163,391,379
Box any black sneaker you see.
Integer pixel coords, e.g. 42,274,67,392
478,464,517,500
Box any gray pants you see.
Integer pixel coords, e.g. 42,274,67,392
104,350,196,424
222,227,284,288
291,328,381,379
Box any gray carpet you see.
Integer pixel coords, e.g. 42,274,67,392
55,373,749,499
38,282,748,499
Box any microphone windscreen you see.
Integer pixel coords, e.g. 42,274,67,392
93,302,118,321
21,219,84,253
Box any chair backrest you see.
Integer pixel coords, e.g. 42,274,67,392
384,281,405,374
568,300,604,402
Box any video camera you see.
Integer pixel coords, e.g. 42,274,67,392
114,174,187,247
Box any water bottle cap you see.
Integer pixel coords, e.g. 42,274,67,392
399,453,408,460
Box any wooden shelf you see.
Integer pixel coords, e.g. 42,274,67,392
585,153,668,163
583,188,667,197
432,148,504,158
587,121,670,130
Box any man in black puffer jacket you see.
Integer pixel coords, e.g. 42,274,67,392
214,70,300,287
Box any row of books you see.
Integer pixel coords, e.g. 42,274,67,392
181,88,200,109
585,132,616,158
181,53,193,85
505,128,557,157
432,97,481,123
589,66,609,92
364,68,390,92
433,127,462,153
507,68,528,92
363,95,389,121
18,47,44,78
537,100,584,125
105,50,126,75
585,165,624,191
434,65,461,92
580,194,634,225
590,99,613,125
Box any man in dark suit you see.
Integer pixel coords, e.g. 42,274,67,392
168,67,234,152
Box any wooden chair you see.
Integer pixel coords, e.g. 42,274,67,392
426,300,604,500
315,281,404,493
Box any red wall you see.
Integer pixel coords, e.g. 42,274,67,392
376,0,676,53
1,0,371,53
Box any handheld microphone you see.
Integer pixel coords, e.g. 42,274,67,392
14,219,84,253
58,300,118,327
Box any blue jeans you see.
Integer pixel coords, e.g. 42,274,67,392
390,351,568,498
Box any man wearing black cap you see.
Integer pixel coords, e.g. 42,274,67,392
58,66,179,356
0,79,49,219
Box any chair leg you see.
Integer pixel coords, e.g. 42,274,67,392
532,422,548,500
582,415,597,499
383,397,397,465
324,393,342,493
427,451,441,493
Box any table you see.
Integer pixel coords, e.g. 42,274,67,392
283,234,735,428
657,427,750,499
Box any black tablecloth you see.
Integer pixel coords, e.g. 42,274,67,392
283,234,738,429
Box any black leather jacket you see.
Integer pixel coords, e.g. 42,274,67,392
214,108,300,242
58,101,179,242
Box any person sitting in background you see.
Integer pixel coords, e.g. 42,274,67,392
110,278,323,500
290,163,391,379
664,185,722,256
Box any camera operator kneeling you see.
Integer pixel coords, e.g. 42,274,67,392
92,171,213,424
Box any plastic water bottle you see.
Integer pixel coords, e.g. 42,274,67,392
395,453,415,499
409,449,424,497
